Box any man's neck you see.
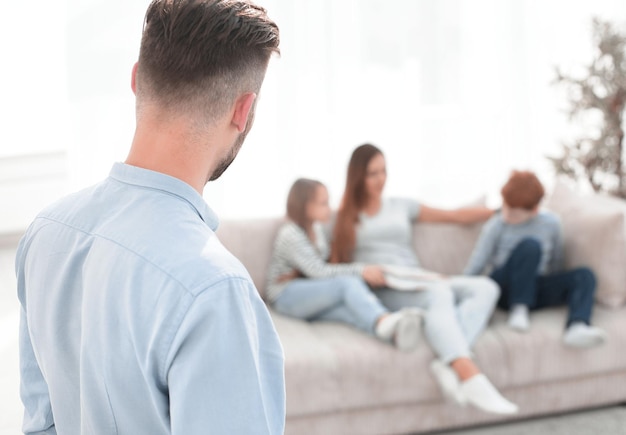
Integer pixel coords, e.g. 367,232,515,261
126,113,213,195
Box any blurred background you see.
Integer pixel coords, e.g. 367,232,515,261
1,0,626,432
2,0,626,233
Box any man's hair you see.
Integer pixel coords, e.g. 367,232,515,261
136,0,280,120
286,178,324,232
501,170,545,210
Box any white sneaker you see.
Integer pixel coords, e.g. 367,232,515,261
563,322,607,348
460,374,519,415
508,304,530,332
375,308,423,352
429,359,466,405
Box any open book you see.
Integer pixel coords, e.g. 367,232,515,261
382,265,444,291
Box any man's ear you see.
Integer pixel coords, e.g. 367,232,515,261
131,62,139,95
231,93,257,133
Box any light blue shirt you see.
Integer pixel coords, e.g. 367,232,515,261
464,210,564,276
16,163,285,435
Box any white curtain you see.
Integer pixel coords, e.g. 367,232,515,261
2,0,626,231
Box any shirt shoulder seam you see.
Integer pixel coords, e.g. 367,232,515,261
34,215,241,295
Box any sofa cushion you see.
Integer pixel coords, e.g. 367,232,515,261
413,222,484,275
412,197,487,275
545,180,626,308
487,305,626,388
275,304,626,419
269,310,345,416
271,308,511,418
272,309,441,417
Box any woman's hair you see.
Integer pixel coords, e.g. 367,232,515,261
286,178,324,232
136,0,280,120
330,144,383,263
501,170,545,209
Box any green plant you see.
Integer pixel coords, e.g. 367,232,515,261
550,17,626,198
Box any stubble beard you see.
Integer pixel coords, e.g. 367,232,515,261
208,107,255,182
209,133,245,181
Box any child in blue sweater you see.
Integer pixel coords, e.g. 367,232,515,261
464,171,606,348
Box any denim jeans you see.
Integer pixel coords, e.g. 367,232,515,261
272,276,387,335
373,276,499,364
490,238,597,327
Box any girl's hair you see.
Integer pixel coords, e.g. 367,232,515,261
286,178,324,231
501,170,545,209
330,144,383,263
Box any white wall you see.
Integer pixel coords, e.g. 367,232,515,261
2,0,626,233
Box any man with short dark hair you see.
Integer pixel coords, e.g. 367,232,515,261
16,1,283,433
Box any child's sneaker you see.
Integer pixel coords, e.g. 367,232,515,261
563,322,607,348
375,308,423,352
508,304,530,332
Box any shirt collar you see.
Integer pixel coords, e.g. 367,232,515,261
108,162,219,230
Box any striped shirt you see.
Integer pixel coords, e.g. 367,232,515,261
464,210,564,276
266,221,365,302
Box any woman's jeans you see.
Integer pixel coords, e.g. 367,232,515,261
490,238,596,327
373,276,499,364
272,276,387,335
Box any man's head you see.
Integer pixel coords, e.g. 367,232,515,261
134,0,280,181
500,170,544,224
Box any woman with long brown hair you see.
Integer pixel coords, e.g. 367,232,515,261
330,144,519,415
265,178,423,351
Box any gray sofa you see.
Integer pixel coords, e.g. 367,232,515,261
216,182,626,435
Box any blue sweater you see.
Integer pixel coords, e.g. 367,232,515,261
464,210,564,276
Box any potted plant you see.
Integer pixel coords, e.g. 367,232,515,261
550,18,626,198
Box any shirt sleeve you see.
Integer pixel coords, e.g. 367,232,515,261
278,223,365,278
166,278,285,435
463,215,500,275
401,198,421,222
19,308,58,435
16,235,57,435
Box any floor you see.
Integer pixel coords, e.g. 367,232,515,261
431,406,626,435
2,241,625,434
1,241,21,433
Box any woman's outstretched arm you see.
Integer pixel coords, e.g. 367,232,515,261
418,204,495,224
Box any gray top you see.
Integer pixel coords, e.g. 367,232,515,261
464,210,564,276
266,220,365,302
353,197,422,267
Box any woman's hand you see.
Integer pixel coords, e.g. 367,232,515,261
361,265,387,288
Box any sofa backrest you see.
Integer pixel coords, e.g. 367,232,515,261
545,180,626,308
216,217,284,297
218,186,626,310
217,216,484,299
413,222,484,275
